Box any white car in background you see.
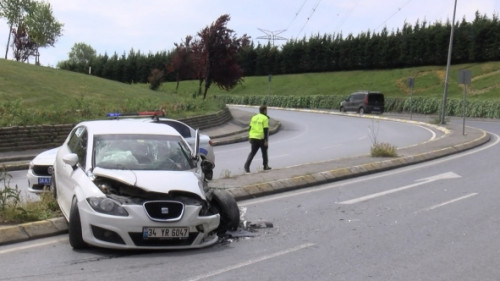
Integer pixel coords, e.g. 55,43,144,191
52,120,239,250
27,147,59,193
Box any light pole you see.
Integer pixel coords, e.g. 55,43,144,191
440,0,458,125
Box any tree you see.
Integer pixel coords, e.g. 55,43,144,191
167,36,195,92
190,38,207,97
58,42,96,72
68,42,96,67
23,1,63,64
1,0,62,64
0,0,30,59
11,21,35,62
197,14,250,99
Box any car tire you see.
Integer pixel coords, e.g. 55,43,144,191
69,198,87,249
359,107,365,114
211,190,240,236
340,106,345,112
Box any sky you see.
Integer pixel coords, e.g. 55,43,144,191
0,0,499,67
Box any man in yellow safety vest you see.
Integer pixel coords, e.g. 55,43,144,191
244,105,271,173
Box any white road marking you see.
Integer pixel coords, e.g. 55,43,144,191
337,172,462,205
417,193,478,213
0,237,66,255
184,243,315,281
398,124,438,149
418,124,437,141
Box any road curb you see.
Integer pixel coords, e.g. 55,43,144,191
0,217,67,245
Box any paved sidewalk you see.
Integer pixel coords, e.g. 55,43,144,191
0,106,491,245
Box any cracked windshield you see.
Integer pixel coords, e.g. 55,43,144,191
94,134,194,171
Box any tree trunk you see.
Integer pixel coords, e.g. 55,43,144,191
4,23,13,59
203,86,208,99
203,79,212,100
197,79,203,97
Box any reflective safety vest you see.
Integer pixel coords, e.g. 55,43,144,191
248,113,269,140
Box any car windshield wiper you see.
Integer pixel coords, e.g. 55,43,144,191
177,142,195,168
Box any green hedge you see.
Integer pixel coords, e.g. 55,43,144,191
216,95,500,119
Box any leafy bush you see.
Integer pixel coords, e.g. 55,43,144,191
0,169,21,212
371,142,398,157
0,168,61,224
10,191,62,223
148,68,164,90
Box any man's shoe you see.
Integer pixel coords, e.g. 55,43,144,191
264,166,272,171
244,166,250,173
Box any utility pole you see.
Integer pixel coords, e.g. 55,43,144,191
407,77,415,120
257,28,287,104
440,0,458,125
458,69,471,135
256,28,287,47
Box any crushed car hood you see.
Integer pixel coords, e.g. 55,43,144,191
92,167,205,199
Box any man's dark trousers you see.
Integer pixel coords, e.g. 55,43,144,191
244,138,268,170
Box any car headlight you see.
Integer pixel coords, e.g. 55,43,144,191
87,197,128,216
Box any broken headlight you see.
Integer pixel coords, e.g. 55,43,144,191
87,197,129,216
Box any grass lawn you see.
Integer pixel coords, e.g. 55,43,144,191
165,62,500,101
1,58,499,126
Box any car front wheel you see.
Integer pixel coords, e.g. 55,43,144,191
69,198,87,249
211,190,240,236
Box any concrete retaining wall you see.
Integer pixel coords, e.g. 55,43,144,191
0,107,232,153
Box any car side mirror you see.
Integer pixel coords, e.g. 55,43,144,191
62,153,79,170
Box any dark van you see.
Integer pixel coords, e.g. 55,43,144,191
339,91,385,114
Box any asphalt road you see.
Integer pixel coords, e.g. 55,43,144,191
0,112,498,281
212,107,435,178
238,125,500,281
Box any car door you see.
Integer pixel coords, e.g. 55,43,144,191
56,126,88,218
157,120,193,139
345,93,358,111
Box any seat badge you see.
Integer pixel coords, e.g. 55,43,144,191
161,207,169,215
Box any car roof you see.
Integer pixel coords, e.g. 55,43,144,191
133,117,188,125
352,91,383,94
76,120,182,136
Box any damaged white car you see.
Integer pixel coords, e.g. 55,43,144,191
52,120,239,250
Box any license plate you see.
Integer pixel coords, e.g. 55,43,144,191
142,227,189,239
38,177,51,185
